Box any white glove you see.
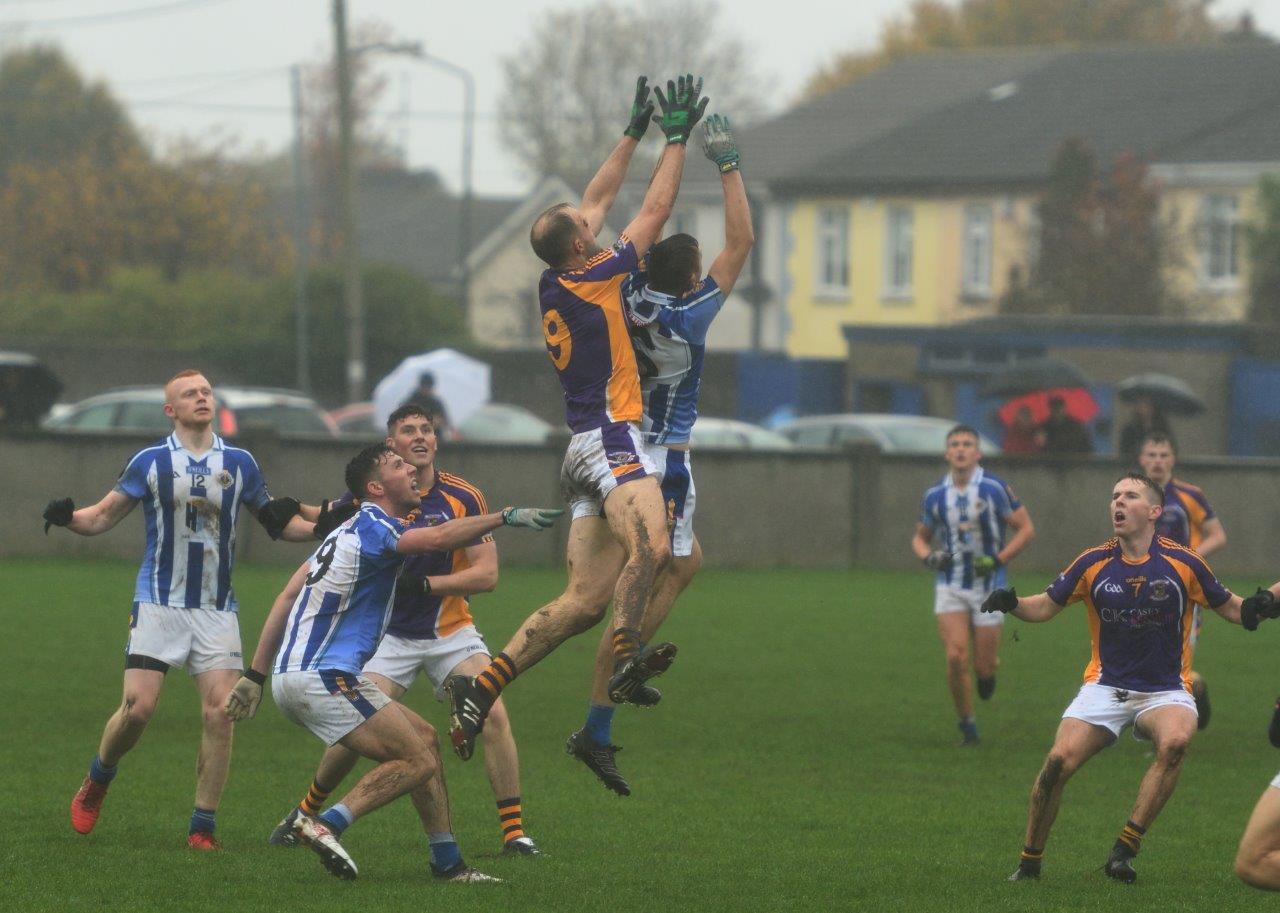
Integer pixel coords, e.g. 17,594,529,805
224,670,265,721
501,507,564,530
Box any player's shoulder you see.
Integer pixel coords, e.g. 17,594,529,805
219,441,261,466
123,439,170,467
1068,538,1119,569
1170,478,1212,504
435,470,488,511
354,504,404,540
671,277,723,310
1156,536,1209,567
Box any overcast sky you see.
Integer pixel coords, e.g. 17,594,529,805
1,0,1277,197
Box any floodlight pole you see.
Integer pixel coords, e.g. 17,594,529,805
333,0,365,403
289,64,312,394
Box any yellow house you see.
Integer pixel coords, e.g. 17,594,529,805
766,45,1280,358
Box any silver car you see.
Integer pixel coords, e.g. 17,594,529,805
43,386,338,437
778,414,1002,455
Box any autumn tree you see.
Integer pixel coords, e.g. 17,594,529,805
498,0,766,188
805,0,1224,99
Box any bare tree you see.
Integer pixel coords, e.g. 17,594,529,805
499,0,768,188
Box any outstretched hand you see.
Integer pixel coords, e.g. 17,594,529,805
981,587,1019,615
1242,587,1280,631
501,507,565,530
624,76,655,140
652,74,709,144
43,497,74,534
701,113,740,173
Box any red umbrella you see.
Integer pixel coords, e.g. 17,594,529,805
998,386,1100,426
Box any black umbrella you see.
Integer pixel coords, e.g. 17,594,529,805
0,351,62,429
980,357,1090,397
1116,373,1205,416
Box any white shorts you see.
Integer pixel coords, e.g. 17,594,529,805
125,602,243,675
562,421,658,521
934,585,1004,628
1269,770,1280,790
1062,682,1197,741
642,442,696,558
271,669,392,746
363,625,491,699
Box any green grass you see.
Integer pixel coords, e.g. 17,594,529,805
5,557,1280,912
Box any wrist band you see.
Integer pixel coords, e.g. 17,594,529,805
244,668,267,686
718,160,740,173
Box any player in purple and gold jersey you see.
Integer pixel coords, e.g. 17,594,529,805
444,75,709,763
984,473,1269,885
1138,432,1227,727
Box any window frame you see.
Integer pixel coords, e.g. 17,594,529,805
813,205,851,301
961,202,994,300
883,205,915,300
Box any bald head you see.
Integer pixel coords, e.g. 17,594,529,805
530,202,579,268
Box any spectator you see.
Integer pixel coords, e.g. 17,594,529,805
1002,405,1043,454
401,372,450,437
1118,395,1171,465
1039,395,1092,454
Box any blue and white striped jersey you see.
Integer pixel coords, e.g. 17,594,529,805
919,467,1021,592
624,273,725,445
114,433,270,612
273,504,404,676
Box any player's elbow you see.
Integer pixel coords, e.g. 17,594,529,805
476,567,499,593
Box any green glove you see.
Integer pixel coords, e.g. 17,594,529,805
651,73,709,145
501,507,565,530
701,113,739,173
973,555,1002,578
624,76,655,140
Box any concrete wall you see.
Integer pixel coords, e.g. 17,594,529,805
5,433,1277,576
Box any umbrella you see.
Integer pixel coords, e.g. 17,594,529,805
372,349,491,430
1116,373,1205,416
997,386,1100,426
0,351,62,428
980,357,1089,397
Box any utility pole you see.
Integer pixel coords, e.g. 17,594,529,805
332,0,364,403
289,64,312,394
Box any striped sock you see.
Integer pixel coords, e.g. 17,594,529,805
189,807,216,835
1020,845,1043,871
1117,820,1146,856
299,777,334,817
612,627,641,665
318,802,353,837
498,796,524,844
476,652,517,701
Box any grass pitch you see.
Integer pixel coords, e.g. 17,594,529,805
6,557,1280,912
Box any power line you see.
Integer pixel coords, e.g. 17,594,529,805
116,65,286,87
125,98,495,120
0,0,229,28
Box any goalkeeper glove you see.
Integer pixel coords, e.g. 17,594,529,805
923,550,953,573
701,113,740,173
43,497,75,534
501,507,564,530
1243,587,1280,632
314,498,360,540
981,587,1018,615
973,555,1003,578
624,76,654,140
224,669,266,721
652,74,709,144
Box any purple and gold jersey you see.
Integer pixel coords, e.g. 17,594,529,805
1154,478,1215,550
1045,537,1230,693
539,236,644,433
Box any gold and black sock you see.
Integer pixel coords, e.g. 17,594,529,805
476,652,517,702
1019,845,1043,873
1116,820,1145,856
299,777,334,817
612,627,642,665
497,796,524,844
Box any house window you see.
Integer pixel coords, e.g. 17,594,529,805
1200,194,1240,287
962,203,993,298
884,205,914,298
815,206,850,297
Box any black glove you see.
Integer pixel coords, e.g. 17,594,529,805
256,497,301,541
43,497,74,534
981,587,1019,615
651,74,709,144
1242,588,1279,632
923,550,953,573
1270,698,1280,748
623,75,654,140
314,498,360,540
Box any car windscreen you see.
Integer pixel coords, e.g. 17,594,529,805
233,404,330,435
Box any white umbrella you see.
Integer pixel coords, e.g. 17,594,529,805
372,349,491,429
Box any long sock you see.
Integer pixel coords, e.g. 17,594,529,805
1020,845,1043,871
612,627,641,665
475,652,516,702
497,796,524,844
429,832,462,871
318,802,354,837
585,702,615,746
1116,819,1146,856
299,777,334,817
89,755,117,786
189,807,216,835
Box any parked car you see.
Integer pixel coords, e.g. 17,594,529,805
327,401,379,436
777,414,1002,455
43,386,338,437
688,416,795,451
455,403,553,444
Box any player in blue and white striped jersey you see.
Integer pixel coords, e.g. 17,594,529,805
43,370,315,848
911,424,1036,745
225,444,560,882
566,113,756,796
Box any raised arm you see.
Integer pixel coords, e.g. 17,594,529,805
225,560,310,721
702,114,755,298
579,76,654,234
44,490,137,537
980,587,1067,623
396,507,561,555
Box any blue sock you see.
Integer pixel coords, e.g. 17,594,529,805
429,832,461,871
189,807,216,835
318,802,354,837
88,755,117,786
586,702,615,746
